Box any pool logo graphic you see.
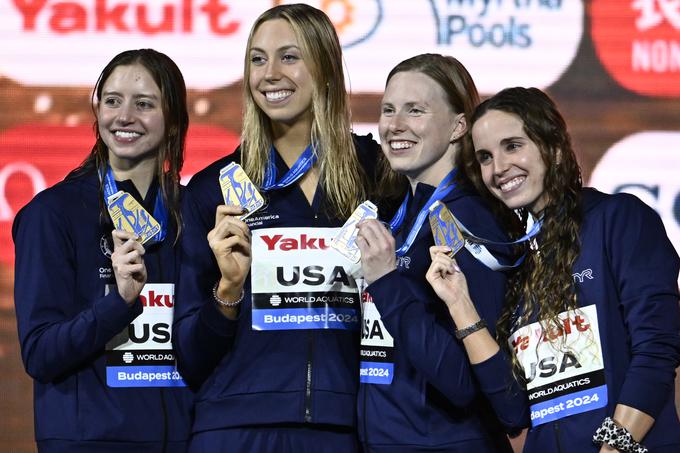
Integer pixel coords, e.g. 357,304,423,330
123,352,134,364
337,0,583,94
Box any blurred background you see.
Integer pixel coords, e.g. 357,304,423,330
1,0,679,451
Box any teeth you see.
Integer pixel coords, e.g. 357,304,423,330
390,141,414,150
500,176,525,192
114,131,141,139
265,90,292,101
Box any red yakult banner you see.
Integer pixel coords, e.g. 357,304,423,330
591,0,680,97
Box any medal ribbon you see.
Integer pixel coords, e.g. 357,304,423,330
454,211,542,270
390,168,458,257
262,144,317,191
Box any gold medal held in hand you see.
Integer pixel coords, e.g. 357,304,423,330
428,201,465,257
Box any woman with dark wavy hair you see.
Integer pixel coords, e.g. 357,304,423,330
427,87,680,452
13,49,193,452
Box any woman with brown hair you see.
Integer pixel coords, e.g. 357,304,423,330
13,48,193,452
355,53,523,452
428,87,680,452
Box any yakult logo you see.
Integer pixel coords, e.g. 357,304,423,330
591,0,680,97
13,0,240,35
260,233,330,251
1,0,271,88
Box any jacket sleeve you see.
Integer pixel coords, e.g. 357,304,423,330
471,350,530,429
13,198,142,384
173,183,239,390
455,196,530,428
605,194,680,418
368,271,479,407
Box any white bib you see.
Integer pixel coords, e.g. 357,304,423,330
359,291,395,384
510,304,607,426
250,227,360,331
105,283,186,387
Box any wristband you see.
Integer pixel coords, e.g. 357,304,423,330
455,319,487,340
212,282,244,308
593,417,648,453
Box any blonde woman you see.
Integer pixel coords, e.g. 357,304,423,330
173,4,377,452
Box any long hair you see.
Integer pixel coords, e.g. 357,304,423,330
377,54,480,202
466,87,583,382
241,3,368,219
69,48,188,242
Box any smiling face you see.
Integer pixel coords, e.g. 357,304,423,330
471,109,549,215
379,71,463,187
97,63,165,170
248,19,314,129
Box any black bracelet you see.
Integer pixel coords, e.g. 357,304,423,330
455,319,487,340
212,282,244,308
593,416,648,453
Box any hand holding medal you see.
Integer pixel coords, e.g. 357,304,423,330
209,162,260,311
355,218,397,285
110,229,148,306
331,200,379,263
426,244,472,312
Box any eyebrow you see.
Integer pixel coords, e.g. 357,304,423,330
101,91,159,100
499,136,525,145
250,45,301,53
381,101,428,109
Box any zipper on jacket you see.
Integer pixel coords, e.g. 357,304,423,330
304,330,314,422
554,422,563,453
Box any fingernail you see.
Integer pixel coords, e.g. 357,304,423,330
452,263,461,272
